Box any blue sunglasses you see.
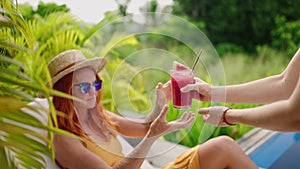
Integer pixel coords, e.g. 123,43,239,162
73,80,102,94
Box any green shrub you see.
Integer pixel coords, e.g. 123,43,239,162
271,16,300,56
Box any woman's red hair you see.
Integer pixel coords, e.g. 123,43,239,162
52,68,115,140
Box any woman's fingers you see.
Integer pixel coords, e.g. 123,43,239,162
156,81,172,108
185,112,196,126
156,82,163,89
181,83,208,94
177,112,190,122
157,81,171,89
180,112,195,129
181,77,204,92
198,108,211,123
170,112,195,131
181,83,198,93
159,105,169,120
198,106,225,126
181,78,211,101
198,108,210,115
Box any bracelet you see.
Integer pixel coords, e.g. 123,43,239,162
222,108,236,126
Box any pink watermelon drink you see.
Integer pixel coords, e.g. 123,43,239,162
171,62,194,109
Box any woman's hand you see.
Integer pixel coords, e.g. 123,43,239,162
147,105,196,138
155,81,172,109
145,82,172,123
181,77,212,102
198,106,234,127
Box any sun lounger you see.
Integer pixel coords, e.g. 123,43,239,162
20,98,187,169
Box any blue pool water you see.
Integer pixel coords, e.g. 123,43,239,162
248,132,300,169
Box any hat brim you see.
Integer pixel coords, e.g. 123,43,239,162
51,57,107,85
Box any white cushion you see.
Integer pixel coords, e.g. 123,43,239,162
21,98,155,169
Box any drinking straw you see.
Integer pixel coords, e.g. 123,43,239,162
191,50,204,73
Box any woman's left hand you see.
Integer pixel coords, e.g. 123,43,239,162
198,106,234,127
148,105,195,138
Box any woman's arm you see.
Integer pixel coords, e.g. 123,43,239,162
115,107,195,169
226,74,300,131
54,106,195,169
182,48,300,104
107,81,172,138
107,110,150,137
199,75,300,132
222,49,300,103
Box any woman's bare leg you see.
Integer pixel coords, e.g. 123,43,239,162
198,136,258,169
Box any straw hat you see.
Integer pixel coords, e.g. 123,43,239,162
48,49,107,85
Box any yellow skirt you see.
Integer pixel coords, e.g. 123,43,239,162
161,145,200,169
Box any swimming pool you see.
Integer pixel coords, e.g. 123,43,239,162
248,132,300,169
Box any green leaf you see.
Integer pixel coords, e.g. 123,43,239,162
80,12,122,46
0,86,34,101
0,98,27,112
5,134,51,156
0,120,47,142
0,147,10,169
15,152,45,169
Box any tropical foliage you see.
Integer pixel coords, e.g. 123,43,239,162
173,0,300,53
0,1,68,168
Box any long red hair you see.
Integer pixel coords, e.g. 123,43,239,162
52,69,115,140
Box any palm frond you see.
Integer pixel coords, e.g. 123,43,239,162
80,12,122,46
0,1,76,168
39,29,81,58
